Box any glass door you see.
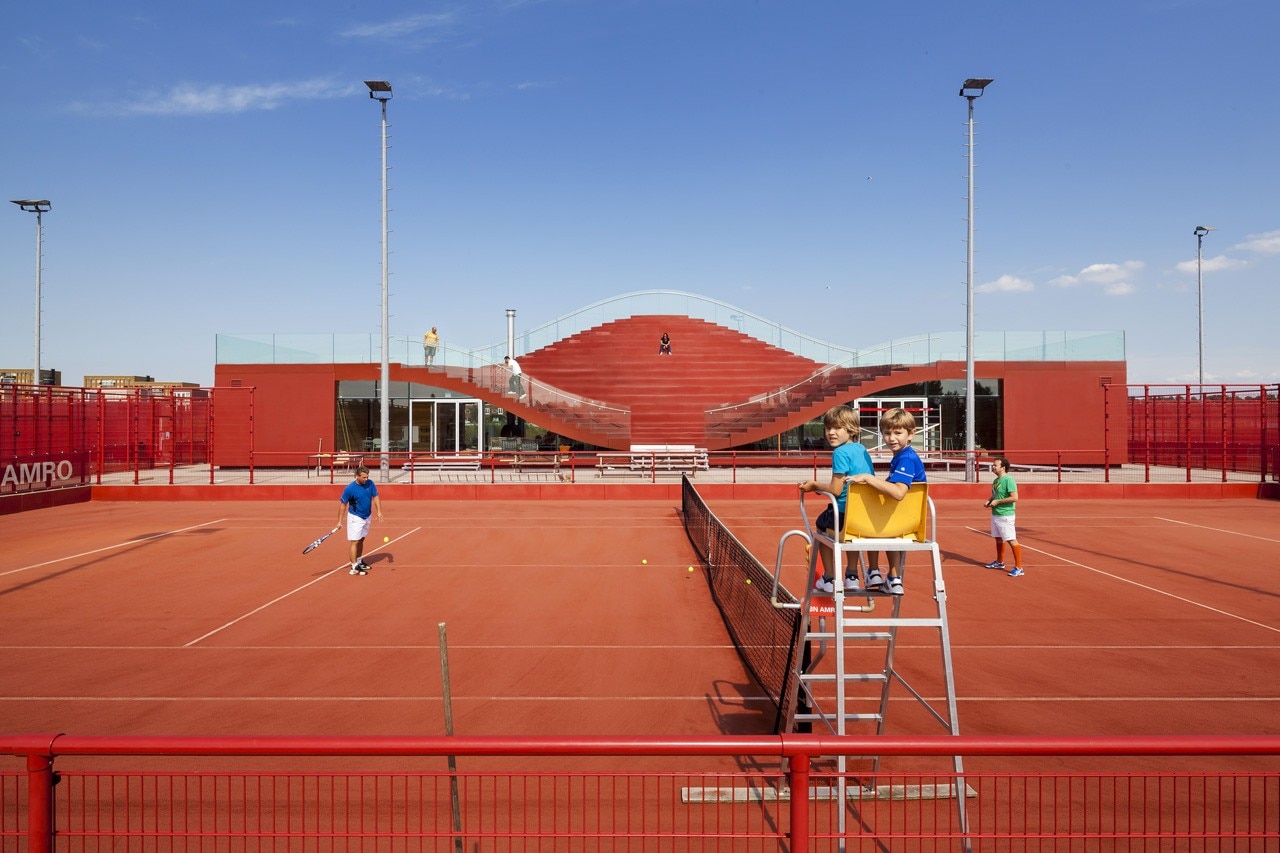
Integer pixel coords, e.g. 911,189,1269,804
409,399,483,453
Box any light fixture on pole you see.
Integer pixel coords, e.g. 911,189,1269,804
1193,225,1214,386
958,78,992,483
11,199,52,387
365,80,392,476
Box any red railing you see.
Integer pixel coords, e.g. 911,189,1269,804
4,734,1278,851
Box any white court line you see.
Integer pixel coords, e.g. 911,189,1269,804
1155,516,1280,544
183,528,421,647
1,695,1275,703
964,527,1280,635
4,643,1277,652
2,643,746,651
2,519,229,578
0,695,777,702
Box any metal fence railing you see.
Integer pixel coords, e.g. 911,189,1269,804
4,734,1277,852
4,384,1277,499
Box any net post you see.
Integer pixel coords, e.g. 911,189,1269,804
437,622,464,853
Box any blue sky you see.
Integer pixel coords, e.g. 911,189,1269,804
2,0,1276,387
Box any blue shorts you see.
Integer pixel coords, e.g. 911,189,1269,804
816,505,843,535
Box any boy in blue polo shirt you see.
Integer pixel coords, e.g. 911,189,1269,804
852,407,926,595
799,404,875,593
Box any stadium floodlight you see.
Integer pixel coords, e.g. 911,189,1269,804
958,78,992,483
11,199,52,386
365,81,392,476
1194,225,1215,386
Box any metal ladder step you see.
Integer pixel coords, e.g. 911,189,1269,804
801,671,888,684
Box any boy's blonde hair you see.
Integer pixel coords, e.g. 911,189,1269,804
822,404,859,433
879,406,917,433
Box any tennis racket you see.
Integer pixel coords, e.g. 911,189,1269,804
302,526,339,555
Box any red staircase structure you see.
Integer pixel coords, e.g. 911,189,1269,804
522,315,816,445
399,315,912,450
521,315,894,448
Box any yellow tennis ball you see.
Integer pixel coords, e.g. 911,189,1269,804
383,536,389,543
745,579,752,585
688,566,695,572
641,559,647,565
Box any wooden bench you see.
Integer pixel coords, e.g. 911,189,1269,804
307,452,363,478
510,452,560,473
401,455,482,472
596,445,709,476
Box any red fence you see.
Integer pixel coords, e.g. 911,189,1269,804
1124,384,1279,480
3,734,1278,851
4,384,1279,500
0,385,251,495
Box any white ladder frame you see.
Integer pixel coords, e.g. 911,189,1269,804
771,488,970,846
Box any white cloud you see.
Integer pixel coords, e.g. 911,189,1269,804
340,13,456,40
1233,230,1280,254
1173,255,1248,275
975,274,1034,294
73,78,360,117
1049,260,1144,290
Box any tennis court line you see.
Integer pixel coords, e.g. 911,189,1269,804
2,695,1276,703
1155,516,1280,543
1,519,229,578
184,528,421,648
6,642,1276,651
1018,540,1280,635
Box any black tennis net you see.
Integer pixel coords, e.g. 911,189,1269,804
680,475,804,734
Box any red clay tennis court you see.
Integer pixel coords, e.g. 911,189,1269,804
3,489,1279,847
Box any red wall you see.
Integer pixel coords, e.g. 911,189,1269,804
215,365,337,466
1001,361,1127,466
216,339,1128,465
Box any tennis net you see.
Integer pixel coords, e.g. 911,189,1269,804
680,475,804,734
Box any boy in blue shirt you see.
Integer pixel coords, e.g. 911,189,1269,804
852,407,926,595
799,405,875,593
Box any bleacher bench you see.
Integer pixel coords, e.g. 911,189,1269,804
401,455,482,472
596,445,709,476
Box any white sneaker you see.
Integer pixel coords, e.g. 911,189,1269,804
866,569,885,589
814,578,835,594
843,575,861,592
888,576,904,596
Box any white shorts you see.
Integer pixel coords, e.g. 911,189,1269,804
990,515,1017,541
346,512,372,542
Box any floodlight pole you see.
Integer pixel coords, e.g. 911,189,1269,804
959,78,993,483
11,200,51,386
366,81,393,477
1194,225,1214,386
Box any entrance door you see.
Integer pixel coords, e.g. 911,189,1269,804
408,399,483,453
